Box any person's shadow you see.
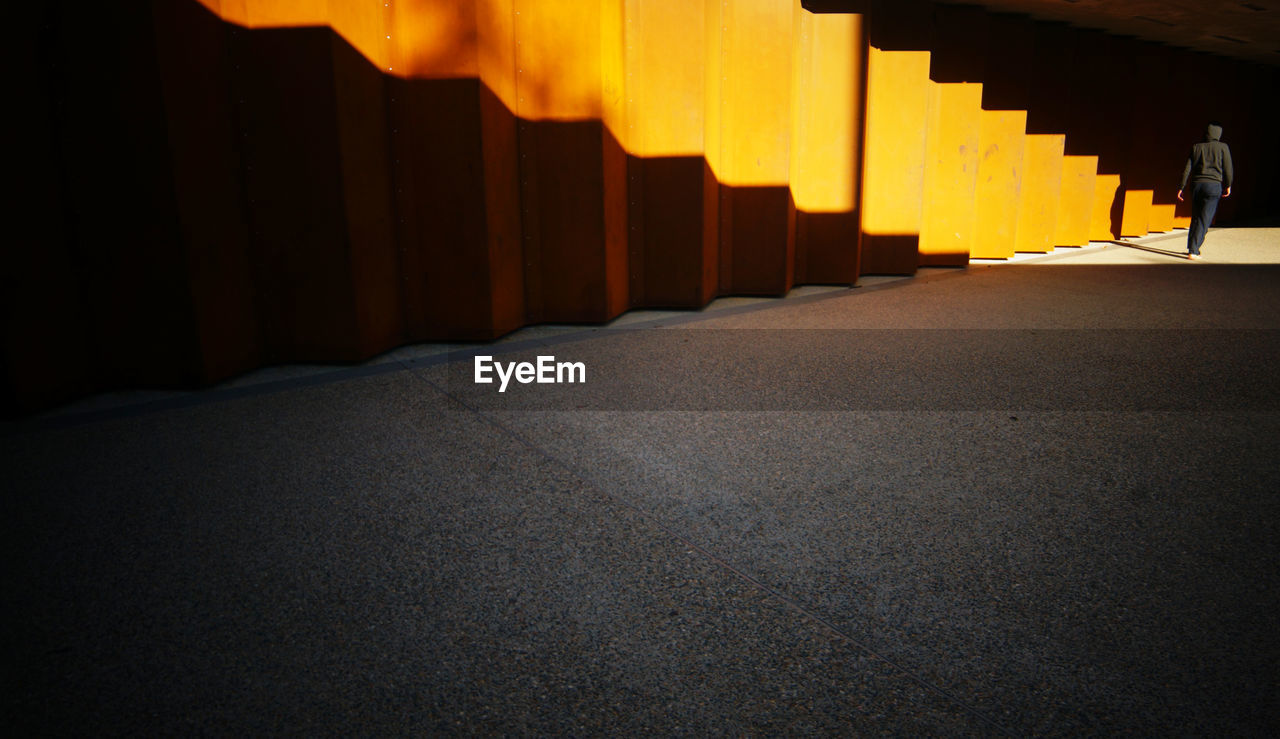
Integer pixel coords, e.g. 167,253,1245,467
1109,237,1191,259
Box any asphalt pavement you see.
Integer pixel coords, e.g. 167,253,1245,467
6,226,1279,735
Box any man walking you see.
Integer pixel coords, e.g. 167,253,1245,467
1176,123,1233,260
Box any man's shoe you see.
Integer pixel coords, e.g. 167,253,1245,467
1188,253,1202,260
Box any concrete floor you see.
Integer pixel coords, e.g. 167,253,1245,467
5,227,1280,735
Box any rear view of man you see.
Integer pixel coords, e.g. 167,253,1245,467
1176,123,1233,260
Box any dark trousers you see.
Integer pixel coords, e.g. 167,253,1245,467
1187,180,1222,255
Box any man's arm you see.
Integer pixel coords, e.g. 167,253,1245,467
1223,144,1233,197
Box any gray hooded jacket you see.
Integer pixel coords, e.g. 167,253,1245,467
1180,124,1233,190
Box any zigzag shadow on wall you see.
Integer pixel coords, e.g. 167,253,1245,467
12,0,867,414
813,0,1266,238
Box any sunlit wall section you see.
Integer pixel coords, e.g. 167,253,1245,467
789,9,864,283
712,0,797,294
1148,204,1175,234
702,0,725,262
388,0,477,79
328,2,392,70
972,110,1025,260
201,0,399,74
1090,174,1122,241
621,0,716,308
600,0,631,320
211,0,330,29
475,0,516,105
1054,156,1097,248
1013,134,1064,254
919,81,981,266
618,0,706,159
1120,190,1153,238
694,0,726,303
859,48,930,275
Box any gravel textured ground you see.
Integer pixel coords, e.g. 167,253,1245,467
6,228,1279,735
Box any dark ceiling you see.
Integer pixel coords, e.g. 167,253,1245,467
950,0,1280,66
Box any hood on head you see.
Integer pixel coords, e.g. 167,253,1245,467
1206,123,1223,141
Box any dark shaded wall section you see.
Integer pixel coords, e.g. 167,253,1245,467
11,1,219,415
10,1,411,414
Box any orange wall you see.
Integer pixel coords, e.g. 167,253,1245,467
1091,175,1123,242
919,82,981,266
622,0,715,307
9,0,1280,413
859,47,930,274
1148,204,1176,234
1013,134,1064,254
1120,190,1153,238
791,9,864,283
1055,156,1097,247
973,110,1025,260
714,0,797,294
